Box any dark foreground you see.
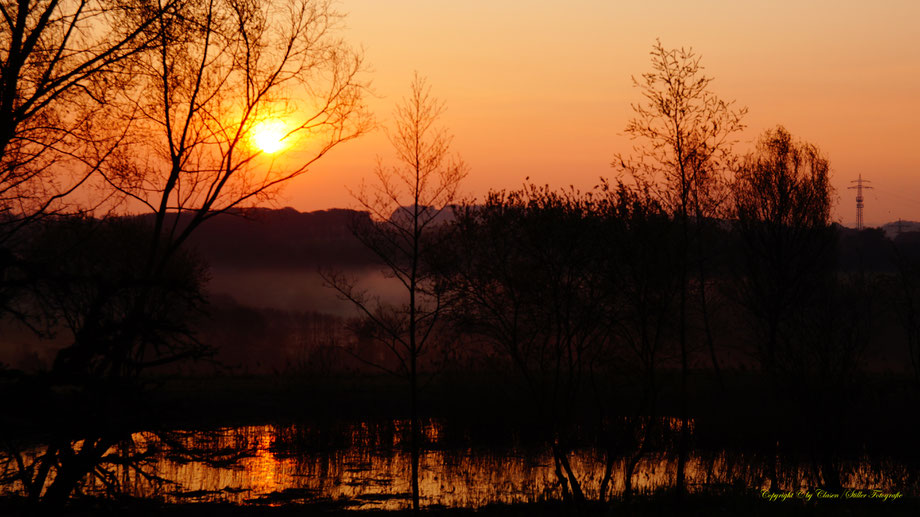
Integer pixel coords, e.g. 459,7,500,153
3,494,920,517
3,372,919,513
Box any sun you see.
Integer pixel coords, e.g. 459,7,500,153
251,120,288,154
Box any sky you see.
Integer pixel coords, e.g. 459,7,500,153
275,0,920,227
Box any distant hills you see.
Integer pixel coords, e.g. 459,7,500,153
172,207,920,271
163,205,458,271
880,220,920,240
149,207,379,270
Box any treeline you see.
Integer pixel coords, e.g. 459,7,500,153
329,126,920,506
429,181,916,500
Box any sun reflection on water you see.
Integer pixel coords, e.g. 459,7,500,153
1,419,915,509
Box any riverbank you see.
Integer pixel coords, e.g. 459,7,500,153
4,369,919,455
3,370,918,513
3,493,920,517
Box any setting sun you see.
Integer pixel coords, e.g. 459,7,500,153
252,120,288,154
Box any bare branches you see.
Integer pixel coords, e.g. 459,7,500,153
332,73,466,371
326,73,464,512
354,73,465,226
733,126,832,231
614,39,747,220
612,40,747,497
0,0,369,507
101,0,370,262
0,0,175,228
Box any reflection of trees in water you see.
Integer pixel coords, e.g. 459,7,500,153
5,420,913,509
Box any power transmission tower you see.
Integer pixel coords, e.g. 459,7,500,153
848,174,872,230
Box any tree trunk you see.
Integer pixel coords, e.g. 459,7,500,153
697,260,723,390
624,450,641,501
599,446,615,504
766,313,780,492
410,351,420,512
675,260,690,499
551,439,585,506
40,437,109,509
553,446,572,503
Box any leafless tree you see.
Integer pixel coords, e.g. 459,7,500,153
40,0,370,384
324,73,466,512
613,39,746,496
0,0,183,326
103,0,369,266
2,0,369,506
0,0,177,234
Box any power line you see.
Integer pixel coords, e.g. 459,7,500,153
868,184,920,210
848,174,872,230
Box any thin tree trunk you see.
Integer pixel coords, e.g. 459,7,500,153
410,365,420,512
697,260,723,390
557,445,586,505
409,294,420,512
409,193,421,513
553,445,572,503
766,313,780,492
675,256,690,499
599,446,615,504
624,449,642,501
820,454,842,493
41,437,109,509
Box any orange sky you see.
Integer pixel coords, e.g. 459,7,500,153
276,1,920,227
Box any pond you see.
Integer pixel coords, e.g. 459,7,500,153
2,418,914,509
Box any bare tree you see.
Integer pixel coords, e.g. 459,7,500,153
0,0,182,327
3,216,209,505
45,0,370,383
613,39,746,496
103,0,369,264
0,0,176,233
2,0,369,506
324,73,466,512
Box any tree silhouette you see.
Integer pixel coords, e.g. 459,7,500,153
445,186,612,506
0,0,185,221
732,126,834,378
593,180,681,501
37,0,369,389
731,125,837,490
103,0,369,255
1,0,369,506
324,73,466,512
4,217,208,505
892,232,920,388
613,39,746,496
0,0,178,326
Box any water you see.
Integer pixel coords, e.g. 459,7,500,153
1,419,915,509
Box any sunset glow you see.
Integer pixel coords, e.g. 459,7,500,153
252,120,288,154
5,0,920,511
291,1,920,226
